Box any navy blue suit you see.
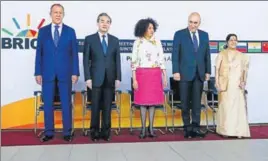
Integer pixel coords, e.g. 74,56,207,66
172,28,211,131
34,24,79,136
83,32,121,136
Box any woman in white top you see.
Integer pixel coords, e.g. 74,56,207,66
131,18,167,139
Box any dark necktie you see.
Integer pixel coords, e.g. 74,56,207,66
192,32,198,52
102,35,108,55
54,25,60,46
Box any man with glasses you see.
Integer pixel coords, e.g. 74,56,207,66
172,12,211,138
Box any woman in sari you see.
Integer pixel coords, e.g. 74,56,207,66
215,33,250,138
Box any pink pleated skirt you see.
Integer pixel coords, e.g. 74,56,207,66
134,67,164,106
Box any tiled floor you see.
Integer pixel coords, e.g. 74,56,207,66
1,139,268,161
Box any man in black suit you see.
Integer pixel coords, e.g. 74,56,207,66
172,12,211,138
83,13,121,141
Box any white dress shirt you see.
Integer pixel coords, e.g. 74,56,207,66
98,32,108,45
51,23,63,40
189,29,200,46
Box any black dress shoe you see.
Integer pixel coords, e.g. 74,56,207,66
40,135,54,142
192,130,206,138
139,132,146,139
63,135,73,142
91,136,98,142
101,130,111,141
184,131,192,139
147,127,157,138
90,131,100,142
102,135,111,141
148,133,157,138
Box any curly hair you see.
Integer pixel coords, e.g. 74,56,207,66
134,18,158,37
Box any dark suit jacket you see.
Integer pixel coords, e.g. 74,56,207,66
172,28,211,81
83,32,121,87
34,24,80,81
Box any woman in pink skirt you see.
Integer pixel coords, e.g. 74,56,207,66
131,18,167,139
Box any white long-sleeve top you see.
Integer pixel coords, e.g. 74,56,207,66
131,37,166,71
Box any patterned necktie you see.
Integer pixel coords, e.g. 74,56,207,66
192,32,198,52
54,25,60,46
102,35,108,55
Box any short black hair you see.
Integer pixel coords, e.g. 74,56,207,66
223,33,238,49
97,13,112,23
134,18,158,37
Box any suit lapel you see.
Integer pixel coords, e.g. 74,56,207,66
185,28,195,50
106,34,112,56
47,24,56,49
57,24,67,48
197,30,204,52
95,32,105,56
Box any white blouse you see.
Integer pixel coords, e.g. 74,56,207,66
131,37,166,71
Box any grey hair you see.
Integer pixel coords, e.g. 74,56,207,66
97,13,112,23
50,3,65,14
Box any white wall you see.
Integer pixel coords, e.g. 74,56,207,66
1,1,268,123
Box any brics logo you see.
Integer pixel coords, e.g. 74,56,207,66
1,14,45,50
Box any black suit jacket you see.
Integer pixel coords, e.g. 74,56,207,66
83,32,121,87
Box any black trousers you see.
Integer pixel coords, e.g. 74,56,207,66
179,72,203,132
90,73,114,134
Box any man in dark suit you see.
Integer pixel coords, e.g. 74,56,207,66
172,12,211,138
83,13,121,141
34,4,79,142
